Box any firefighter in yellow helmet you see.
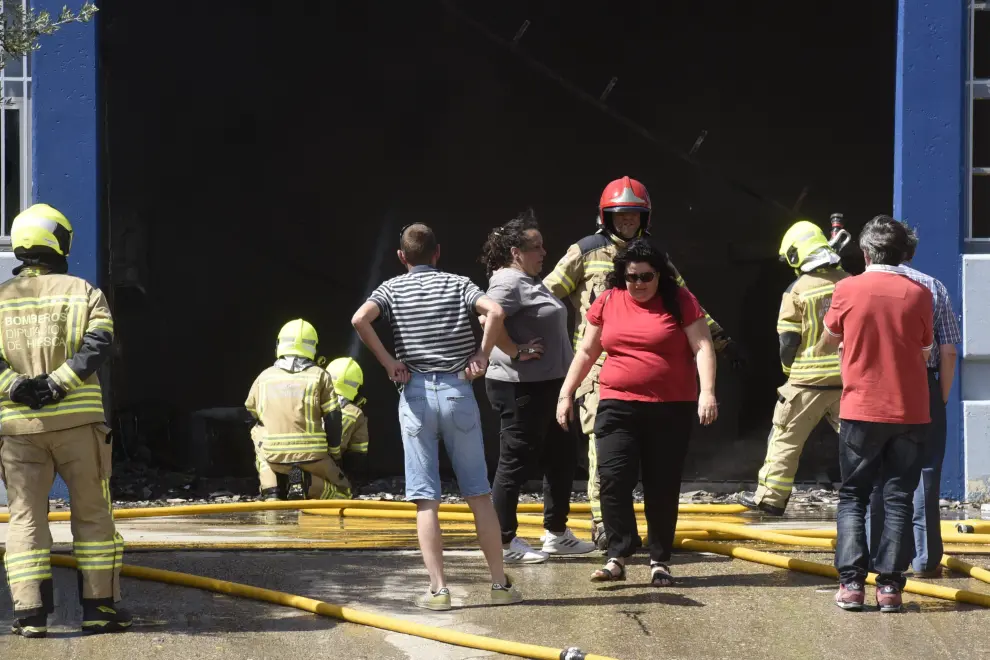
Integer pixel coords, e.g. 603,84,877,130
543,177,742,549
326,357,370,492
739,220,849,515
0,204,131,637
245,320,352,500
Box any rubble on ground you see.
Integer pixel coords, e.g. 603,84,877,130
40,467,974,511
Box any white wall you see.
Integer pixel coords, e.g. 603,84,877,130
963,255,990,502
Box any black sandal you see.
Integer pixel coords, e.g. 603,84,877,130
591,558,626,582
650,562,674,587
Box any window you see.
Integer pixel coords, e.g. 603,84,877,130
0,0,33,244
967,2,990,240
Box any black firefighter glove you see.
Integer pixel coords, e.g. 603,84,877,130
31,374,66,409
9,376,43,410
719,338,750,373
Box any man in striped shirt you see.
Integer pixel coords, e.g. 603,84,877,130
868,225,962,578
351,223,522,610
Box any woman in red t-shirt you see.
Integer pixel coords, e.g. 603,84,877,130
556,239,718,586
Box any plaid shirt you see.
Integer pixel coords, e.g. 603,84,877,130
867,264,961,368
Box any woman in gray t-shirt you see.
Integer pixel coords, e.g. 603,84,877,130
479,210,596,564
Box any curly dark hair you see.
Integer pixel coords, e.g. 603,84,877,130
479,209,541,278
606,238,684,325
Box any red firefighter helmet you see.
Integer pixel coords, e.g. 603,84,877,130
597,176,652,237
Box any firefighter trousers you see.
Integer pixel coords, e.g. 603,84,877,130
267,458,351,499
754,382,841,508
0,423,123,612
251,426,279,491
579,383,602,524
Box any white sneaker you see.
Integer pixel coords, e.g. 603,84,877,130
502,536,549,564
542,528,597,556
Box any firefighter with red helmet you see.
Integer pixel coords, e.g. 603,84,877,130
544,176,740,548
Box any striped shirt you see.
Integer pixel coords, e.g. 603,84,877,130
867,264,961,368
369,265,485,373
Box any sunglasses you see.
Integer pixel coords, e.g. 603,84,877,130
624,272,657,284
398,223,413,246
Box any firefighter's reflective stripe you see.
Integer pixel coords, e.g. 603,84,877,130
0,367,18,392
51,361,85,390
74,540,118,572
342,409,360,431
263,432,328,453
329,445,342,460
3,549,51,585
348,441,368,454
0,294,89,311
544,265,576,295
89,318,114,333
776,321,803,333
0,384,104,423
585,260,613,274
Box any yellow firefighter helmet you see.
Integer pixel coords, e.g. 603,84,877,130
779,221,839,272
326,357,364,401
11,203,74,257
276,319,319,360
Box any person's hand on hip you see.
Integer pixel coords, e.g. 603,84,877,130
384,357,410,384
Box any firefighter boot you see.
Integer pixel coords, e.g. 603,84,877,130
286,465,310,500
260,487,282,502
11,609,48,639
592,522,607,552
82,598,133,635
738,492,786,517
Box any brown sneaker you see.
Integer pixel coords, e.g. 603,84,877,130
876,585,903,613
834,582,865,611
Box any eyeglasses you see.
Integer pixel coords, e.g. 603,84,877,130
398,224,413,246
624,272,657,284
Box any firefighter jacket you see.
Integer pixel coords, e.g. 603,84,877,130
0,267,113,434
776,266,848,387
543,232,730,398
334,396,368,461
245,358,340,464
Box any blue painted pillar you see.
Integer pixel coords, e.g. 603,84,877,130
892,0,966,498
32,1,100,501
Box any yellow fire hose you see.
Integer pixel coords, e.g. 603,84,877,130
0,499,747,523
942,520,990,534
941,555,990,585
674,538,990,607
33,553,615,660
4,499,990,656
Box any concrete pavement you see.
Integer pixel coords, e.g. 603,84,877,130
0,546,989,659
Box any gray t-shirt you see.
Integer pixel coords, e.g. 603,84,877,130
485,267,573,382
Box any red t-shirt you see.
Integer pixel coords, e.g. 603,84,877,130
823,269,934,424
586,287,705,403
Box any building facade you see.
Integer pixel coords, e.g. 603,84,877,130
0,0,985,504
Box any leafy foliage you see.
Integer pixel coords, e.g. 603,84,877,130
0,2,98,69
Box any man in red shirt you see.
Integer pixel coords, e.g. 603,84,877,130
822,215,933,613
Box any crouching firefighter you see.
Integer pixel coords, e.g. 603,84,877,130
326,357,370,494
0,204,131,637
543,176,742,549
739,220,849,515
246,320,351,501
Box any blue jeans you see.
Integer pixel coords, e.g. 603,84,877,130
398,372,491,501
835,418,925,588
866,371,945,573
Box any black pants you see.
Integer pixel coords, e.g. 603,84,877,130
595,399,694,563
835,418,926,588
487,378,575,544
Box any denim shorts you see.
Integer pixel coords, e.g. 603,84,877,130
399,372,490,501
